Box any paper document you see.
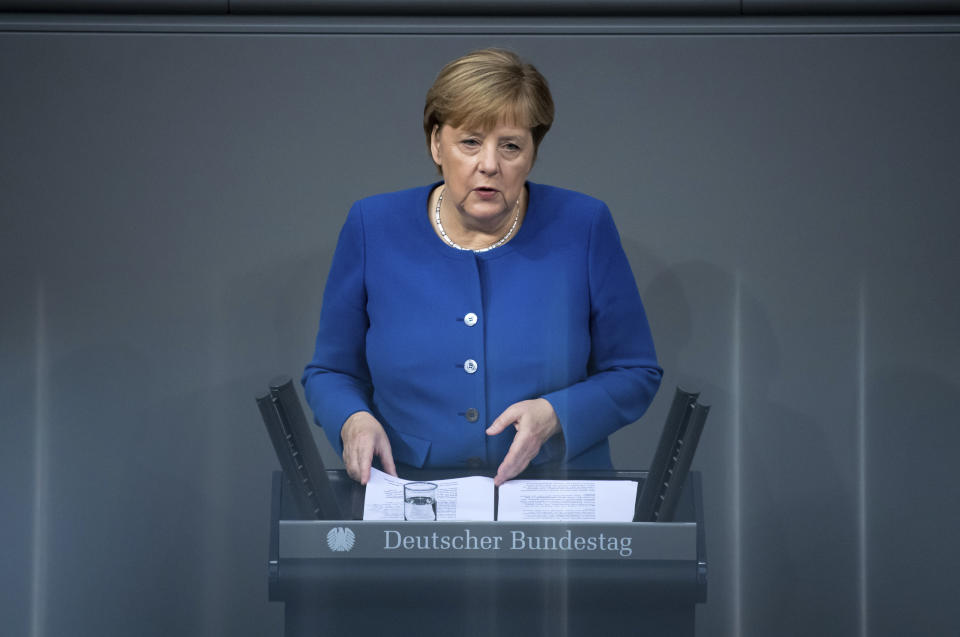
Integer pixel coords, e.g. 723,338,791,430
362,468,637,522
362,467,495,521
497,479,638,522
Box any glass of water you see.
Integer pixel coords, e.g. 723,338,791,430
403,481,438,521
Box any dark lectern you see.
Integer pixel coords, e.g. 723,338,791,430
259,379,708,636
267,468,707,637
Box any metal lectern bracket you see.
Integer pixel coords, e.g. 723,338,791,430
635,386,710,523
257,376,342,520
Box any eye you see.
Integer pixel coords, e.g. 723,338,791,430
500,142,522,155
460,138,481,148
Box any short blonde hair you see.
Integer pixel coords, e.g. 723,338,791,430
423,48,554,165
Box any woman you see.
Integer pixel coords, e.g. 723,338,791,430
302,48,662,486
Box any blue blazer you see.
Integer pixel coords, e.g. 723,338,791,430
302,182,662,470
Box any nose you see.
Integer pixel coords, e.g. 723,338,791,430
477,142,498,176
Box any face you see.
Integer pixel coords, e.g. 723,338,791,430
431,121,535,227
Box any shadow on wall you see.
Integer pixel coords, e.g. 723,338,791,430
638,257,860,636
214,245,344,468
867,367,960,637
41,342,207,636
21,249,326,636
42,339,285,636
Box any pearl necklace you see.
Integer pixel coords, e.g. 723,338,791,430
434,188,520,253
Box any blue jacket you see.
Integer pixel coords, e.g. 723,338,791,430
302,181,662,470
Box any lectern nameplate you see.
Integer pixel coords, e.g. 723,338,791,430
280,519,697,561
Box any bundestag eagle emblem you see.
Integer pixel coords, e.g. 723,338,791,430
326,527,356,552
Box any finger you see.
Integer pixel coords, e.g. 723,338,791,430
342,421,363,483
346,452,362,484
494,435,538,486
494,453,524,486
343,437,360,482
377,437,398,478
356,439,375,485
486,404,520,435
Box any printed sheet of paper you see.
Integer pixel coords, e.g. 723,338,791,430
362,467,495,521
361,468,407,521
497,479,638,522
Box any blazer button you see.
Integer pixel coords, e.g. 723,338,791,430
464,312,478,327
465,408,479,422
465,457,484,469
463,359,478,374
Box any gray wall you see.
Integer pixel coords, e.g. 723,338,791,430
2,14,958,637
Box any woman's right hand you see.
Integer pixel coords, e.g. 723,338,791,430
340,411,397,485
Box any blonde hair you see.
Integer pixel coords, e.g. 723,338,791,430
423,48,554,166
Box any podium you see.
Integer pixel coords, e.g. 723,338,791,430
267,468,707,637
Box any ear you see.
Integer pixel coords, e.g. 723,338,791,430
430,125,442,166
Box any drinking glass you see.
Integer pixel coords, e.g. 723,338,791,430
403,481,438,521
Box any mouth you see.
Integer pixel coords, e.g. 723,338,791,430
473,187,499,199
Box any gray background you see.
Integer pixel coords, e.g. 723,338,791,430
2,14,959,637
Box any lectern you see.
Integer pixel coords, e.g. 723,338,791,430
267,468,707,637
259,379,709,636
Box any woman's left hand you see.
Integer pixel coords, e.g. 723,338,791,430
486,398,561,486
